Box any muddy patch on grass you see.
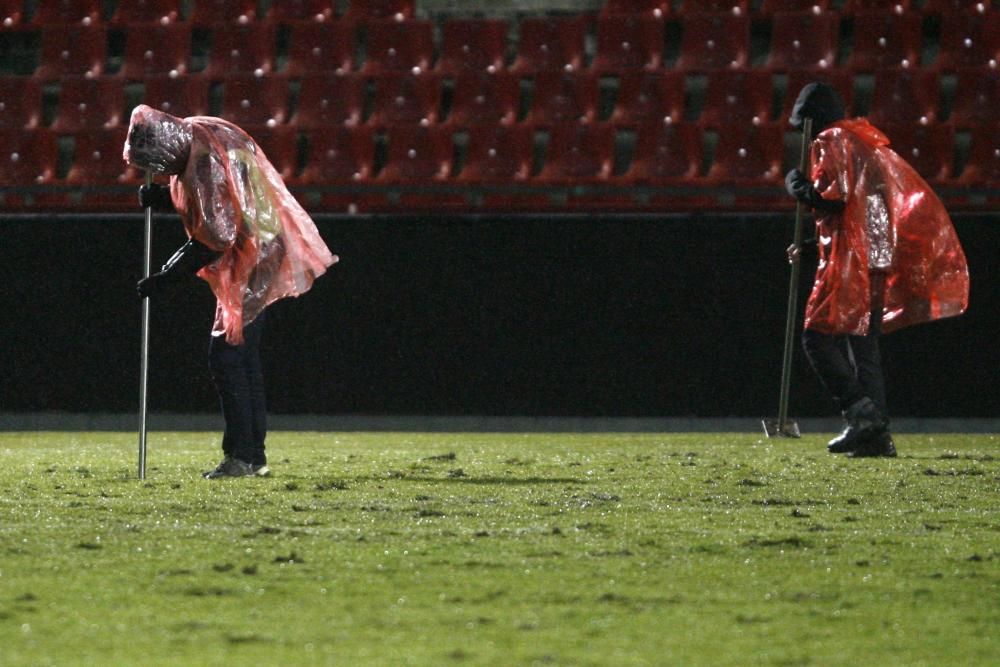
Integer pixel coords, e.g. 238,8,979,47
424,452,457,462
182,586,238,597
744,536,811,549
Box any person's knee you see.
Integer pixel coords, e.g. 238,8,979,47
209,344,243,380
801,328,822,356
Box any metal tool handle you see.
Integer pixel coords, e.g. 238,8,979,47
138,170,153,480
777,117,813,432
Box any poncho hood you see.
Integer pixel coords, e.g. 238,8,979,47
123,105,192,175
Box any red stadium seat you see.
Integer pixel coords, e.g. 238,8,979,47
294,72,364,128
846,11,922,70
624,121,702,184
536,123,615,183
448,71,520,126
283,20,355,76
342,0,415,23
120,22,191,79
957,123,1000,186
609,70,685,126
706,123,784,185
0,77,42,128
265,0,335,22
526,70,599,125
65,128,136,183
299,125,375,184
65,128,142,208
591,15,664,73
244,124,300,181
880,123,956,184
0,128,57,185
699,69,773,128
189,0,257,25
842,0,911,12
949,67,1000,127
36,25,106,79
362,18,433,74
601,0,670,18
220,74,290,126
437,19,508,75
140,74,211,118
110,0,181,25
368,71,442,126
510,16,588,73
51,76,125,131
936,10,1000,69
378,125,453,181
456,124,533,182
1,0,24,27
923,0,995,13
759,1,830,13
766,10,839,71
204,22,276,76
780,70,854,122
866,68,939,127
677,1,749,15
675,12,750,70
32,0,101,25
0,129,61,208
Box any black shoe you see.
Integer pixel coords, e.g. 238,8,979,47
827,398,888,454
848,432,898,458
202,455,254,479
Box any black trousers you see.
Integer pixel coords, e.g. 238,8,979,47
208,311,267,465
801,303,887,416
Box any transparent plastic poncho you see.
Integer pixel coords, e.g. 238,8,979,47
124,105,337,344
805,118,969,336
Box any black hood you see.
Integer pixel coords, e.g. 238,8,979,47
789,82,845,135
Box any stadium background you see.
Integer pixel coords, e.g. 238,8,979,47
1,0,997,424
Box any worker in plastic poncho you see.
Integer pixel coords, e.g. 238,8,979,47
124,105,338,479
784,83,969,458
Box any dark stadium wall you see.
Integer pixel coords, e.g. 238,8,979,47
1,213,997,419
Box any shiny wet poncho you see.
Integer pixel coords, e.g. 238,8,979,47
806,118,969,336
124,105,337,344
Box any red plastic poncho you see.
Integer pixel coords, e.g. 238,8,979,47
124,105,338,344
805,118,969,336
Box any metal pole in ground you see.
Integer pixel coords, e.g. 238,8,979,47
138,170,153,479
763,116,812,439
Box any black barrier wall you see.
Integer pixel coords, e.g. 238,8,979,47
1,213,997,419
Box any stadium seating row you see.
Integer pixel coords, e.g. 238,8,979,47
2,121,996,209
2,67,997,132
1,1,997,214
2,11,999,79
1,0,996,27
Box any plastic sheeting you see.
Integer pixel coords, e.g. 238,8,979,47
124,105,337,344
804,118,969,336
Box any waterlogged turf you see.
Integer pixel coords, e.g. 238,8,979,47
0,432,997,666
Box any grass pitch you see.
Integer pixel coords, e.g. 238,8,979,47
0,431,997,666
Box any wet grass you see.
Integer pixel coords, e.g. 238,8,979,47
0,431,997,666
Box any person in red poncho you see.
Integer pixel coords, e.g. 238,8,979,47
124,105,338,479
785,83,969,457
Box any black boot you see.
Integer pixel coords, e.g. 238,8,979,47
848,431,898,458
826,397,888,454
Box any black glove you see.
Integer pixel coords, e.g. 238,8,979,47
136,270,179,299
785,168,811,201
784,169,844,212
136,239,221,299
138,183,175,211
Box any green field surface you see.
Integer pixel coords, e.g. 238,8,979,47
0,432,997,666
